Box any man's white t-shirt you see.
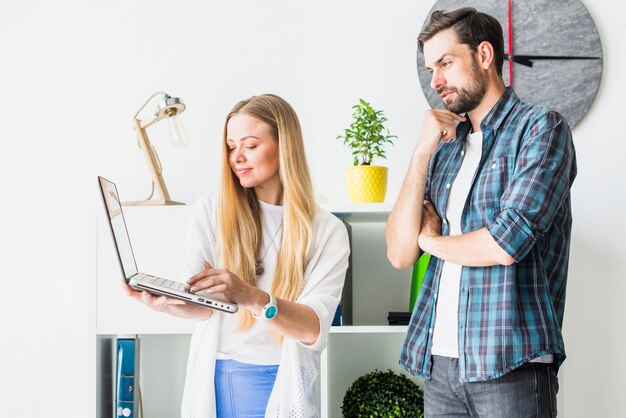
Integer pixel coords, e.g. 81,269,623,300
431,130,483,358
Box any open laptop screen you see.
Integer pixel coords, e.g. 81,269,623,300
98,177,139,280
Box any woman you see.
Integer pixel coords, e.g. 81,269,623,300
124,94,350,417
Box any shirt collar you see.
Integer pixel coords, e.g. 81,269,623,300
480,86,519,132
454,87,519,141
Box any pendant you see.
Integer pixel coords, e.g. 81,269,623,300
255,260,264,277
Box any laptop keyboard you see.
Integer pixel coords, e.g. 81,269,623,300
143,275,189,292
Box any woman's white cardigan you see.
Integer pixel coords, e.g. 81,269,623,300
180,195,350,418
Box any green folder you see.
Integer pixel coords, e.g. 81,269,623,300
409,253,431,312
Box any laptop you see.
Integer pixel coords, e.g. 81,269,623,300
98,176,238,313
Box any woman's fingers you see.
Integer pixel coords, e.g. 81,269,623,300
139,291,185,309
206,283,228,294
187,264,221,286
121,282,144,300
122,281,186,311
140,291,155,303
186,264,245,300
187,270,209,285
189,274,228,293
121,282,133,296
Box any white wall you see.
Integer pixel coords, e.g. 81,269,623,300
1,1,624,417
561,1,626,416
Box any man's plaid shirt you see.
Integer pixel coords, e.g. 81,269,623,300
400,88,577,382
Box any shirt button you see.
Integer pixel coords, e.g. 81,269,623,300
491,163,497,169
446,183,451,189
442,219,447,225
461,150,465,156
428,328,433,334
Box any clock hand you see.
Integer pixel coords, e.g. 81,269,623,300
507,0,514,84
504,54,601,68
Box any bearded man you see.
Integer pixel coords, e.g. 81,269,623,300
386,8,577,417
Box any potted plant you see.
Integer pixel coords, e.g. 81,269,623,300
337,99,396,203
341,369,424,417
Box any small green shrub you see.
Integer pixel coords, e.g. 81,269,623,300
341,369,424,417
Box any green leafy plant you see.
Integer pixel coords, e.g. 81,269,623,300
337,99,396,166
341,369,424,418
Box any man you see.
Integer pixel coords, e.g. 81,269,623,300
386,8,576,417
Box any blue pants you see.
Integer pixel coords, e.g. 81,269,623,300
214,359,279,418
424,355,558,417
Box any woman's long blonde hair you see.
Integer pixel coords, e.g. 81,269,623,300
218,94,316,330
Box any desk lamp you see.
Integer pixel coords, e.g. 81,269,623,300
123,91,190,206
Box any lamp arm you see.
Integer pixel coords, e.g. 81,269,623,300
133,91,167,120
132,118,172,202
149,143,163,174
139,117,160,130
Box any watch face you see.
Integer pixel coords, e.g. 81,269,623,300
265,305,278,319
416,0,603,128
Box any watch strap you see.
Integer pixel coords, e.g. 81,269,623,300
253,292,278,320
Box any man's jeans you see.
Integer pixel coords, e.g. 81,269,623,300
424,355,559,417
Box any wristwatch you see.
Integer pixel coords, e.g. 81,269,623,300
253,292,278,320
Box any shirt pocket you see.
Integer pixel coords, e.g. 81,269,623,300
468,155,516,225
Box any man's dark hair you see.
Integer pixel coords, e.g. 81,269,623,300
418,7,504,77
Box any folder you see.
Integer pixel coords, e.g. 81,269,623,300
116,336,140,418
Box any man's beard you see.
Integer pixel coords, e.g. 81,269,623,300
439,61,487,114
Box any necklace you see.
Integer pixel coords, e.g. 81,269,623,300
255,222,283,278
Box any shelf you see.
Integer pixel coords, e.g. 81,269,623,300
96,325,407,336
318,201,390,223
96,324,194,335
330,325,407,334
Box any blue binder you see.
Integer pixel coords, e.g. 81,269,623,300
116,337,139,418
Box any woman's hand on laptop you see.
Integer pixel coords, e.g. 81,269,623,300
121,281,185,310
189,261,321,344
187,261,269,316
120,282,213,320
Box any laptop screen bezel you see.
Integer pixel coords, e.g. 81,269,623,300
97,176,139,282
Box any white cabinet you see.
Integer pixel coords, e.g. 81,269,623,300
92,204,420,418
93,206,195,418
319,208,421,417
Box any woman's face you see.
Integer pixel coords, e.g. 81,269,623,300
226,113,281,199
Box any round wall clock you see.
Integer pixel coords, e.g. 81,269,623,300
416,0,603,129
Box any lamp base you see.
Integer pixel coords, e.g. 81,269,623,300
121,199,185,206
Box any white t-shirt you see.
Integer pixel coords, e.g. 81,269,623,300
216,200,283,365
431,130,483,358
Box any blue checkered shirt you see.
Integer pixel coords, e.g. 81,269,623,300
400,88,577,382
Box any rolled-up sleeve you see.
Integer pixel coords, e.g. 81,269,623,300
488,110,576,262
297,212,350,352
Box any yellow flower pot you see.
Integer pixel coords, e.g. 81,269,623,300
346,165,388,203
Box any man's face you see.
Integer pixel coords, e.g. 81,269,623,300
423,29,487,114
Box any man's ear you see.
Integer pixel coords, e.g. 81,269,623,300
476,41,495,70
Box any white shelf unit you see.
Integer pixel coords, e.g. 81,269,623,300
92,204,419,418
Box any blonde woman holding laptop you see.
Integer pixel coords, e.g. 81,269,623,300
124,94,350,418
